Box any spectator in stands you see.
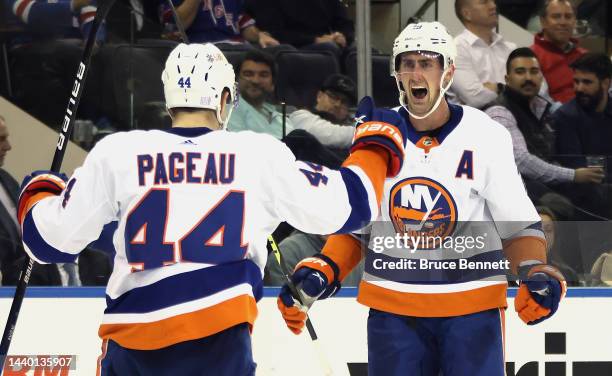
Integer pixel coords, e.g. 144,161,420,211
159,0,280,50
554,53,612,164
227,50,293,139
264,231,363,287
290,74,356,149
0,115,78,285
0,115,112,286
485,48,603,190
246,0,354,60
7,0,103,40
450,0,515,108
590,250,612,286
8,0,107,128
283,74,356,169
0,115,18,285
536,206,579,286
531,0,587,103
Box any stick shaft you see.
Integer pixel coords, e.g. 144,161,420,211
282,102,286,139
267,235,318,339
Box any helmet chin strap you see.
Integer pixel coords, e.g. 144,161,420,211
398,68,454,120
216,91,235,130
216,105,234,130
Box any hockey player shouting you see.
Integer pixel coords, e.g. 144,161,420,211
278,22,567,376
16,43,409,375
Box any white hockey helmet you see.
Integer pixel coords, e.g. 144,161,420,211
391,21,457,119
162,43,237,128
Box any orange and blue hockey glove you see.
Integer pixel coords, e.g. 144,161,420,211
277,254,340,334
18,170,68,225
515,264,567,325
351,96,408,177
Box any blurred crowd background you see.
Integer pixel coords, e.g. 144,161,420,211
0,0,612,288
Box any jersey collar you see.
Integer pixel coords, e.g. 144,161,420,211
163,127,214,137
399,104,463,146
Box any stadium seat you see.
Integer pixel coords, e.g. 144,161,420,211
345,51,398,109
275,50,340,108
106,43,175,130
217,46,247,72
136,39,180,48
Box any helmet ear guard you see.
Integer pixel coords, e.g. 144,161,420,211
162,43,237,129
215,85,239,127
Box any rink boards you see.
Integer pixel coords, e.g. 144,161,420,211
0,287,611,376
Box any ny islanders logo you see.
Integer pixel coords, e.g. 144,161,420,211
389,177,458,247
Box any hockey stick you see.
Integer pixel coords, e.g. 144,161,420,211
165,0,189,43
281,102,286,139
267,235,333,375
0,0,116,367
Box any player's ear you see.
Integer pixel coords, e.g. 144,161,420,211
219,89,232,120
442,65,455,88
219,90,228,112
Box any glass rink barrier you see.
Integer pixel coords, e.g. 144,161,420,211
0,286,612,375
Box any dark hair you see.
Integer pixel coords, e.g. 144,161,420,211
235,50,276,79
538,0,575,18
454,0,468,23
570,53,612,81
506,47,538,74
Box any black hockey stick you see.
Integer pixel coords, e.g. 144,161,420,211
0,0,116,366
165,0,189,43
267,235,333,375
281,102,286,139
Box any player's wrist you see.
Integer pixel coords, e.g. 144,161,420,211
295,253,339,286
518,263,564,283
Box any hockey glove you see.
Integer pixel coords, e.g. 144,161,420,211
18,170,68,225
351,96,408,177
277,254,341,334
515,264,567,325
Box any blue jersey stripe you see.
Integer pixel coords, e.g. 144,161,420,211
336,168,371,234
526,221,543,231
1,287,612,298
22,209,78,263
104,260,263,314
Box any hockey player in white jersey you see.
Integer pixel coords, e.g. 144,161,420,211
278,22,567,375
16,43,410,375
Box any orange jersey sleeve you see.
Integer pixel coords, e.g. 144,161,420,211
322,234,364,282
503,236,546,274
342,146,389,205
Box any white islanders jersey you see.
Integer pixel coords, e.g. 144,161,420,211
358,105,543,317
22,127,378,349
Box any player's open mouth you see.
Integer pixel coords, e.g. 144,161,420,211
411,86,428,99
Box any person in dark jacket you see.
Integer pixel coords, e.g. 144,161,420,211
484,48,603,188
246,0,354,60
554,53,612,166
